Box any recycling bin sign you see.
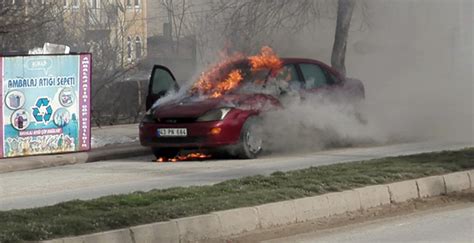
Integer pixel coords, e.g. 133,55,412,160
0,53,91,158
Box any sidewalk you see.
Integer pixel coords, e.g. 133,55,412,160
0,123,150,174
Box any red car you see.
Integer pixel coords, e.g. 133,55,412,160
139,57,364,159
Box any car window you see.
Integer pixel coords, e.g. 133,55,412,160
151,68,176,95
299,63,329,89
276,64,298,82
327,71,342,84
275,64,302,90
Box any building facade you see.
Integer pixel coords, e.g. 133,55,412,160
0,0,147,65
62,0,148,66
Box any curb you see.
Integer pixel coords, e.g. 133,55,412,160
0,143,151,174
42,170,474,243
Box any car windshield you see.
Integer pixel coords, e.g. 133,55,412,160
213,62,287,97
233,65,295,97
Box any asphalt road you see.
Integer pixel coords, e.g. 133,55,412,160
0,140,472,210
266,204,474,243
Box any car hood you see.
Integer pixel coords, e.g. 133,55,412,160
152,94,280,118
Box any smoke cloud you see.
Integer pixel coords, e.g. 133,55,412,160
266,0,473,146
158,0,472,156
259,93,387,154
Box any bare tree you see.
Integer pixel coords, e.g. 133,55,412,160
61,0,146,125
178,0,366,75
160,0,191,54
0,2,66,52
196,0,324,55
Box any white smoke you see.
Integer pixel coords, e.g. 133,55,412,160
259,91,387,153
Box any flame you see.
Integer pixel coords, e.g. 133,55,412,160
249,46,283,75
210,70,243,98
191,52,245,96
191,46,282,98
156,152,212,163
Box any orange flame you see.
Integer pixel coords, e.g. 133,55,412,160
191,46,282,98
249,46,283,75
157,152,212,163
210,70,243,98
191,52,245,96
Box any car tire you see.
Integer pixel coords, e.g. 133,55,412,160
235,117,263,159
151,147,179,159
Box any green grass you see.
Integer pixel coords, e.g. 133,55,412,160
1,148,473,242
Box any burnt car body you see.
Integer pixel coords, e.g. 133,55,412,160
139,58,365,159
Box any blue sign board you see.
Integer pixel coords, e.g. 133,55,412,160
0,54,91,158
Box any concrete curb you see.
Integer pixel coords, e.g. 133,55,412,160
387,179,419,203
212,207,260,236
130,221,179,243
416,175,446,198
355,185,390,210
444,171,471,193
42,170,474,243
0,143,150,174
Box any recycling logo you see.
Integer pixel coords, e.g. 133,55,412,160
32,97,53,123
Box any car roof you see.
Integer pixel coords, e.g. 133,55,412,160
281,57,344,80
223,57,344,81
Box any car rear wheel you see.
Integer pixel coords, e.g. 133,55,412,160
236,117,263,159
151,147,180,159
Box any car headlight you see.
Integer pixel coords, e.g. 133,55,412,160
197,108,232,122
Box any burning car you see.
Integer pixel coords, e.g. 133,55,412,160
139,47,365,160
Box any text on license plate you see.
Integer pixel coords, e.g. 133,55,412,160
157,128,187,137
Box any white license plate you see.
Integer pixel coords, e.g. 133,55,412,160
157,128,187,137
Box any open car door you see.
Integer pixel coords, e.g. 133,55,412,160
146,65,179,111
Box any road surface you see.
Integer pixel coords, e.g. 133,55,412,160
0,140,471,210
266,204,474,243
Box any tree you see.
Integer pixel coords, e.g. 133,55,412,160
58,0,147,125
0,2,66,52
160,0,191,54
331,0,356,77
0,1,149,126
178,0,366,75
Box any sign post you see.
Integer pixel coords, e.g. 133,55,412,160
0,53,91,158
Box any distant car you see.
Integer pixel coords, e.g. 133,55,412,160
139,58,365,159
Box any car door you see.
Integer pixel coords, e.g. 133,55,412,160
146,65,179,110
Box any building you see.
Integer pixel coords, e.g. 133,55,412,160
0,0,147,65
62,0,148,66
146,0,166,38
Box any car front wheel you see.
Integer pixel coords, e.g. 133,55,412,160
236,117,263,159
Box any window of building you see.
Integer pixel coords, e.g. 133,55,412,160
134,0,140,8
126,0,131,7
63,0,68,7
299,63,329,89
127,36,133,60
135,36,142,59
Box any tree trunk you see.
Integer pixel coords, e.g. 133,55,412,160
331,0,356,77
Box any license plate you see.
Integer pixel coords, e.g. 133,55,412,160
157,128,187,137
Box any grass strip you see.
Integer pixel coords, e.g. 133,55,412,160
1,148,473,242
